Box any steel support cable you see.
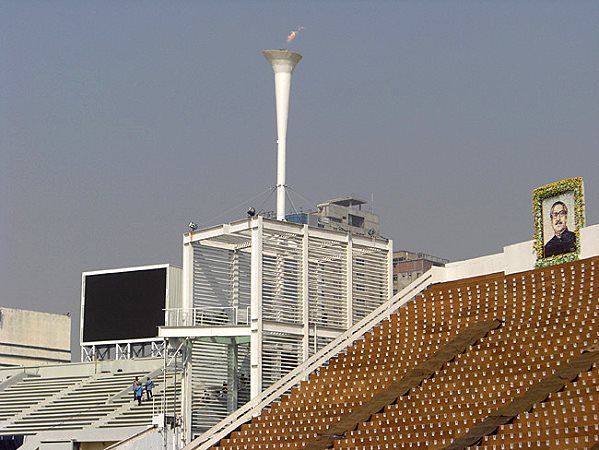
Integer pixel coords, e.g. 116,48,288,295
196,186,275,228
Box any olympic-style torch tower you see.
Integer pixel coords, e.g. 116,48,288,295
170,47,391,444
262,50,302,221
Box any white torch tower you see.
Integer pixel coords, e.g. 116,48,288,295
263,49,302,221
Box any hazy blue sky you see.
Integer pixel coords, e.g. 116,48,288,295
2,1,598,356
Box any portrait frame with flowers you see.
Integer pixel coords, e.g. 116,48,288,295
533,177,585,268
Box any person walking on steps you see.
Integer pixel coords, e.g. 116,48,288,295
132,377,141,402
134,381,144,406
144,377,155,401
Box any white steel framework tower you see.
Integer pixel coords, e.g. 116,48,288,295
161,217,392,439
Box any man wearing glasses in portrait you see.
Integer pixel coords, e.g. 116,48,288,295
544,201,576,258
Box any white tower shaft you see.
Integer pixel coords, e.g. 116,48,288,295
263,50,302,221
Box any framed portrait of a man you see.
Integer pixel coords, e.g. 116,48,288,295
533,178,585,267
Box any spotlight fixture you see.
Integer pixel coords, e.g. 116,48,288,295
188,222,199,232
247,207,256,217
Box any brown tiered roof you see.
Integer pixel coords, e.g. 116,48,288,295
209,256,599,449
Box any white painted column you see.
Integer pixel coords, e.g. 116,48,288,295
387,239,394,300
346,237,354,327
182,234,194,318
180,233,194,443
302,225,310,363
80,273,86,361
250,217,264,398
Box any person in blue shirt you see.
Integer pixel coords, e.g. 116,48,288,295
133,381,143,406
131,377,140,402
144,377,155,401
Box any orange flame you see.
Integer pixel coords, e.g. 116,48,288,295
287,27,305,44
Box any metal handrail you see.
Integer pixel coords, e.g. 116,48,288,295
164,306,251,327
184,268,439,450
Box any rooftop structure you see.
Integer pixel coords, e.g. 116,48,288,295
286,196,381,237
318,196,367,209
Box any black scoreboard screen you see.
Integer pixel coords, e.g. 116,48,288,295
82,268,166,343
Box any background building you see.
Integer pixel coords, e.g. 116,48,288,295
0,307,70,367
393,250,449,294
287,196,380,236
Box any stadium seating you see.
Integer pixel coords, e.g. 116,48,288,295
0,365,181,436
0,375,87,425
204,256,598,449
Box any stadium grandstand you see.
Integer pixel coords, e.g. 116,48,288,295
185,219,599,449
0,357,182,449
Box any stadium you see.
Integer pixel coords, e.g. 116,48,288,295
0,49,597,450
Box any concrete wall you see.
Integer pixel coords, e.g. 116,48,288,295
435,223,599,284
0,307,70,367
105,425,176,450
19,427,149,450
581,225,599,259
80,442,117,450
